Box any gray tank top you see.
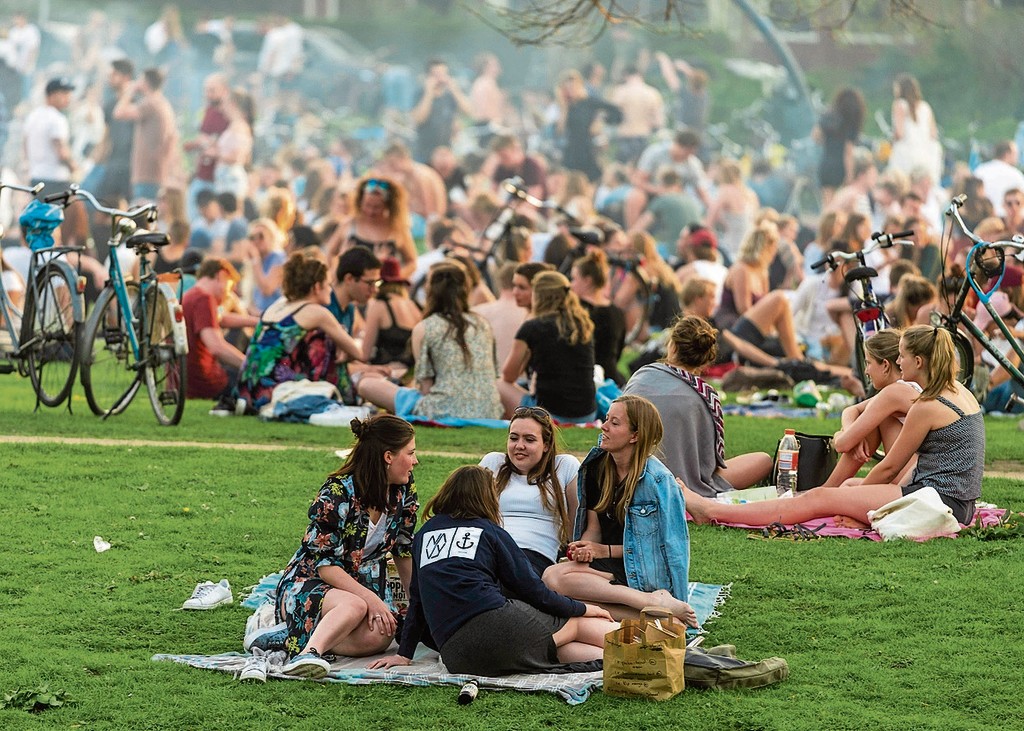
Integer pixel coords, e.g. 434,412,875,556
907,396,984,501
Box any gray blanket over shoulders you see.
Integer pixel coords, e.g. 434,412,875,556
622,363,733,497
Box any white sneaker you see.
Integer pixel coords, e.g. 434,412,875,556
182,579,233,610
238,648,269,683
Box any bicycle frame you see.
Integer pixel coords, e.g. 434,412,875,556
938,240,1024,389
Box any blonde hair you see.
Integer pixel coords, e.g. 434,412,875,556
594,396,664,524
628,231,681,294
531,271,594,345
901,324,957,400
738,221,779,266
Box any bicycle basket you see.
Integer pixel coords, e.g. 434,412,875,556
18,199,65,251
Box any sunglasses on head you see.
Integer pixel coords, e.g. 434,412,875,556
512,406,551,420
365,179,392,195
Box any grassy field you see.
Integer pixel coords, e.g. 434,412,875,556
1,376,1023,730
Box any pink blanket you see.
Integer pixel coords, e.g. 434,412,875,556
703,506,1009,542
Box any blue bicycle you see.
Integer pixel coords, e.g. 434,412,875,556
70,186,188,425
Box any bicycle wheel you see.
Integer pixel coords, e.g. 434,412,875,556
142,287,186,426
24,262,80,406
951,327,974,389
80,285,142,416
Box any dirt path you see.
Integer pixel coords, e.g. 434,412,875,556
2,434,1022,480
0,434,482,460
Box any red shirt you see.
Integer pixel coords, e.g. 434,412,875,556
182,286,229,398
195,104,230,182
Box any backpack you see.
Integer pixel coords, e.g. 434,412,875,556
684,645,789,691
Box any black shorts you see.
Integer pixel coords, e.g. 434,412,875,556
731,317,785,360
587,557,628,586
901,484,976,524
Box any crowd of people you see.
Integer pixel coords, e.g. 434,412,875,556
0,5,1010,684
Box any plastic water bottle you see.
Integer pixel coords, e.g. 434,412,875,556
775,429,800,496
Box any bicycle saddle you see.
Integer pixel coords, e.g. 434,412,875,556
844,265,878,284
125,231,170,250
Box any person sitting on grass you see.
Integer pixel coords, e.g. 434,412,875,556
357,261,503,419
235,252,363,413
623,315,773,497
499,270,597,423
367,465,617,675
271,415,419,679
542,395,698,626
684,326,984,528
479,406,581,578
822,329,921,487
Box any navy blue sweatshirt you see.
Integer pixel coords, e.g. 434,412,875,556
397,514,586,659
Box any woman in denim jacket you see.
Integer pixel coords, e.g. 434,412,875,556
543,395,697,626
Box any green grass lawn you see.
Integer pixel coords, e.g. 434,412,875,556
1,376,1023,730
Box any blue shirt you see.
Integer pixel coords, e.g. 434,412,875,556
574,447,691,601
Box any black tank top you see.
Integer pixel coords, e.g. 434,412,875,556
370,296,415,366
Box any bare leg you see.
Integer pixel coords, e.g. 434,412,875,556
302,590,396,659
356,377,400,412
553,616,620,662
743,291,803,360
542,563,697,627
496,378,528,418
683,481,903,526
718,452,773,489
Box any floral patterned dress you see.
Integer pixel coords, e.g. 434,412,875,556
237,304,337,410
275,473,418,656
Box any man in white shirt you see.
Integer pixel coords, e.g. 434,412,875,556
972,141,1024,217
23,77,76,193
257,15,304,92
9,12,40,98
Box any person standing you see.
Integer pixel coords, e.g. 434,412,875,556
887,73,941,185
814,87,867,208
24,77,77,195
183,73,230,221
556,69,623,183
411,59,472,164
90,58,136,205
113,67,182,203
972,141,1024,217
9,12,40,103
608,66,664,166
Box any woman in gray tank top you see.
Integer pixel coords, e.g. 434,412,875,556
684,325,984,526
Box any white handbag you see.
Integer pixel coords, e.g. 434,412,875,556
867,486,961,541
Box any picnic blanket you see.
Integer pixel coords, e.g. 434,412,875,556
707,505,1008,542
402,415,601,429
722,403,818,419
153,580,730,704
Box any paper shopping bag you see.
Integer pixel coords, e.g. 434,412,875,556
603,607,688,700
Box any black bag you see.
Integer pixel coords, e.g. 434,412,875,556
684,645,789,690
772,431,838,492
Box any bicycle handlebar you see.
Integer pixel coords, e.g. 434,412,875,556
810,231,914,272
67,184,157,221
0,181,45,197
947,195,1024,257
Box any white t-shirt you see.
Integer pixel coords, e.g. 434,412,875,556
8,22,40,74
24,105,71,181
973,158,1024,217
258,22,304,78
479,451,580,563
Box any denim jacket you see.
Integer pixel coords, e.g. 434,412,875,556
574,447,690,601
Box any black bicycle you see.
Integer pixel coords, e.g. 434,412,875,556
939,194,1024,395
811,229,914,394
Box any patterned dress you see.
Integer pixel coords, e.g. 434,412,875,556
237,304,337,410
414,313,503,419
275,473,418,656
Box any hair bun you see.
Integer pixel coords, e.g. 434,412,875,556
350,418,367,437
